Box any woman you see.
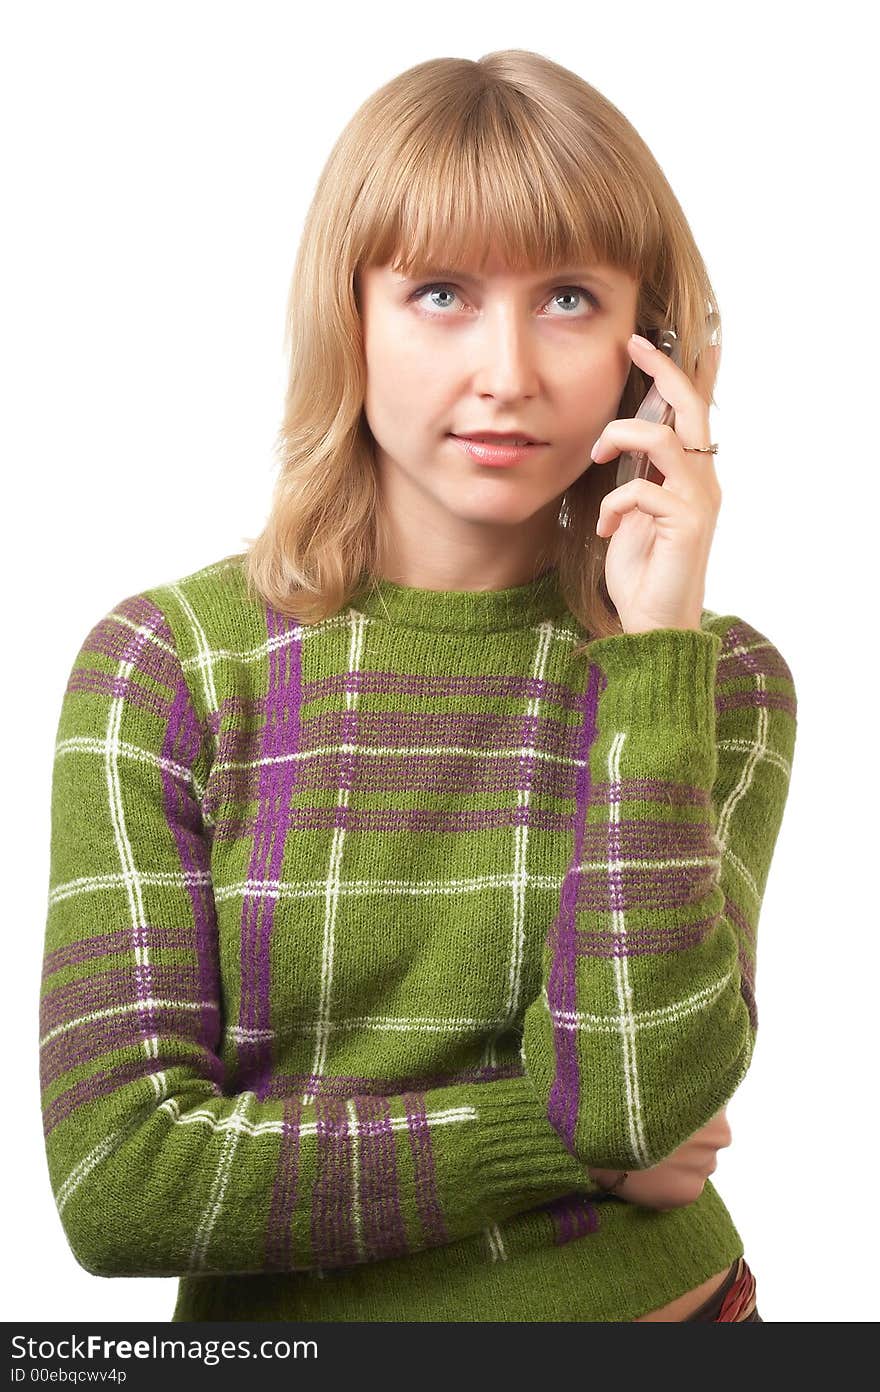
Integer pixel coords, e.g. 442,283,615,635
40,51,794,1322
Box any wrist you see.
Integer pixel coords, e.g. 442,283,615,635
622,613,704,635
588,1165,630,1195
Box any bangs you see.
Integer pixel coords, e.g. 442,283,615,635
355,83,662,283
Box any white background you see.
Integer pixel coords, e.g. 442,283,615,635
4,0,877,1324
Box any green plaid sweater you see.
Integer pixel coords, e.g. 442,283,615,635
40,552,797,1322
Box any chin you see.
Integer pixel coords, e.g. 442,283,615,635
444,498,554,527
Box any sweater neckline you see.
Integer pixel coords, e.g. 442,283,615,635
348,564,568,634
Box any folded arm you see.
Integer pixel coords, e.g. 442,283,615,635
521,616,797,1171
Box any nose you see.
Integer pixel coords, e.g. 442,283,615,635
470,304,541,397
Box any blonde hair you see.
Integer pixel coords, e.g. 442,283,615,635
242,49,721,652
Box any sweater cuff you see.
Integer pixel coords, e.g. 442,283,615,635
584,627,722,754
470,1075,604,1203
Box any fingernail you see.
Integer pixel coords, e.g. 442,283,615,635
590,439,601,461
630,333,654,350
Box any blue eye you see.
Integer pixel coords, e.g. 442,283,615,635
409,283,600,316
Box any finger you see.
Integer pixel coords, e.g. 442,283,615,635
627,334,714,454
597,477,691,532
591,419,704,497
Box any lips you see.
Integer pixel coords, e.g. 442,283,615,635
453,433,545,445
448,434,546,467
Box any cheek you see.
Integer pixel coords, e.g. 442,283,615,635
364,380,425,453
366,331,435,410
563,359,632,422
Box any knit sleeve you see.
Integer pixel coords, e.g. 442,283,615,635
520,616,798,1171
39,593,599,1279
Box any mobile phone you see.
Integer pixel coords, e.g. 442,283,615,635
614,327,682,489
614,314,719,490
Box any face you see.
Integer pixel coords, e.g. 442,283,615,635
357,250,641,556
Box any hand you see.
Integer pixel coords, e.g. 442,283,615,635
589,1107,733,1211
590,334,723,635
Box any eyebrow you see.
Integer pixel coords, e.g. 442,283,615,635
398,267,616,293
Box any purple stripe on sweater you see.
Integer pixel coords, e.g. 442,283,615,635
403,1091,448,1249
68,598,186,720
715,622,797,717
572,860,720,915
265,1095,303,1270
311,1095,358,1266
303,707,580,755
41,924,205,979
540,1191,600,1244
570,913,719,959
39,962,205,1035
80,597,180,684
355,1094,410,1260
310,669,587,710
66,668,170,719
717,688,797,717
719,621,795,678
238,606,304,1086
42,1050,224,1137
586,814,716,853
546,662,606,1151
40,996,221,1094
211,802,576,841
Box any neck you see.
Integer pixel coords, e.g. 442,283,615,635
373,515,562,593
